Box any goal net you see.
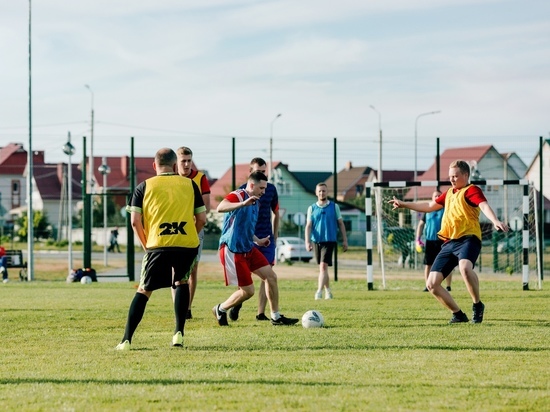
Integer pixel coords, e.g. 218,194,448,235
365,180,541,290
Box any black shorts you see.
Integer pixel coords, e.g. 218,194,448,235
313,242,336,266
423,239,443,266
139,247,199,291
431,236,481,278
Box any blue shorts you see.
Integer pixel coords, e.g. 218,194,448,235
423,239,443,266
254,235,276,266
431,236,481,278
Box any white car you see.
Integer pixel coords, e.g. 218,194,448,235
276,237,313,263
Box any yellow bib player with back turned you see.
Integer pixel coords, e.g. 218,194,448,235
116,148,206,351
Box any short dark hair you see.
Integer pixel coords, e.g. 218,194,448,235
249,171,268,183
155,148,177,166
250,157,266,167
176,146,193,156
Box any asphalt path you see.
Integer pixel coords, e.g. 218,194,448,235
26,249,365,282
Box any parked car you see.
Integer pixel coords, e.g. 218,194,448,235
276,237,312,263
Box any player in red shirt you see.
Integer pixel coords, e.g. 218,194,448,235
390,160,508,324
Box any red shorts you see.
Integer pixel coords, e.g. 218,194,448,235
219,244,269,287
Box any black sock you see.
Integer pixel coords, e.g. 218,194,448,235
474,301,483,308
174,283,190,334
122,293,149,343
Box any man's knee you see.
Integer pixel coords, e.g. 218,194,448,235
240,286,255,300
255,266,277,282
426,272,444,290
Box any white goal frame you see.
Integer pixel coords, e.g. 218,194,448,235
365,179,541,291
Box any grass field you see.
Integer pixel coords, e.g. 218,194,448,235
0,259,548,411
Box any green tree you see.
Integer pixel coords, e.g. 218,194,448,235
16,210,52,240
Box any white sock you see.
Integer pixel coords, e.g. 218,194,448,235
218,305,227,313
271,311,280,320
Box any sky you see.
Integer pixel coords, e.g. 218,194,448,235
1,0,549,179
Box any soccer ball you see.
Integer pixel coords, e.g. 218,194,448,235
80,275,93,284
302,310,324,328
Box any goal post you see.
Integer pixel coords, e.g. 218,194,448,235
365,179,541,290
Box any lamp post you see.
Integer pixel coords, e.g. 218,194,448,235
269,113,282,182
370,105,385,272
98,158,111,266
62,132,76,275
369,105,382,182
414,110,441,200
85,84,95,231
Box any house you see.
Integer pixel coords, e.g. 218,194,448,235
502,152,528,179
323,162,372,201
323,161,417,202
31,162,83,236
0,143,35,218
210,161,321,224
406,145,524,201
524,139,550,225
292,171,332,194
393,145,534,234
0,142,212,239
210,161,366,245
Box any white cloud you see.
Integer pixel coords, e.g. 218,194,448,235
1,0,548,178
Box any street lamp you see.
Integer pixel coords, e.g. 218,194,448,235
62,132,76,275
269,113,282,182
85,84,95,230
369,105,385,271
98,157,111,266
369,105,382,182
414,110,441,200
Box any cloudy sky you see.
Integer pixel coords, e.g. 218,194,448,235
1,0,548,178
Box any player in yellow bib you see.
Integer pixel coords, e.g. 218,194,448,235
175,146,211,319
116,148,206,350
390,160,508,324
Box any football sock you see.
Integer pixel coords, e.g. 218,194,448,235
218,306,227,313
122,292,149,343
174,283,190,334
271,311,280,320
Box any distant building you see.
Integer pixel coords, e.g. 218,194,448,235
524,139,550,225
0,142,211,238
323,161,417,202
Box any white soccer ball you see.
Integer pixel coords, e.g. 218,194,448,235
302,310,324,328
80,275,93,284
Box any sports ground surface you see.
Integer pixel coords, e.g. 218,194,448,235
0,250,548,411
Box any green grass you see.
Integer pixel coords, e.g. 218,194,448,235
0,278,548,411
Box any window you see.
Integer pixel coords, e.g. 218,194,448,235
11,179,21,208
276,182,292,196
343,220,352,231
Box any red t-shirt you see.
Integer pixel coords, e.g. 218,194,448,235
436,185,487,207
188,169,211,195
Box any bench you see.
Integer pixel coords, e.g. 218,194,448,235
3,249,28,281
